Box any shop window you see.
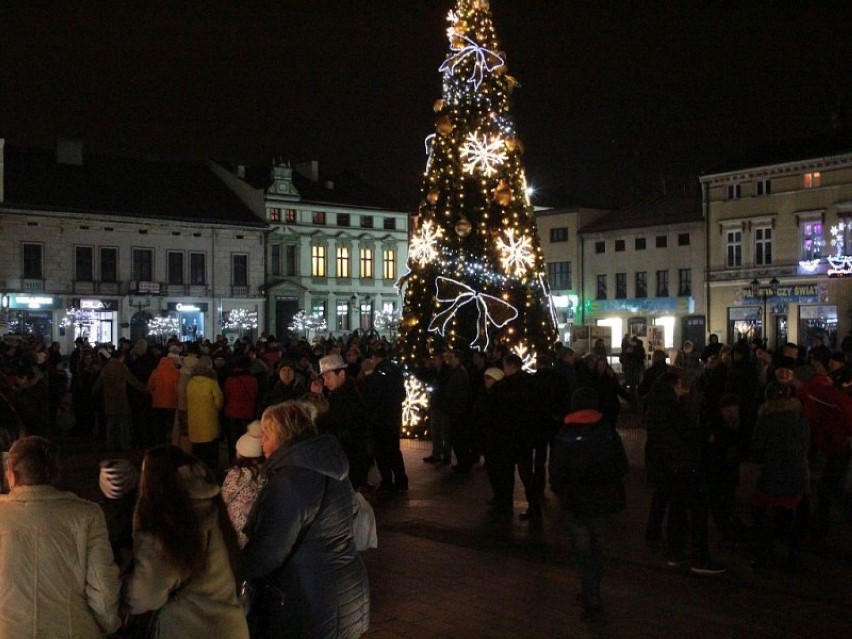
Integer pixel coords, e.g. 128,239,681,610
678,269,692,296
547,261,571,290
232,254,248,286
656,270,669,297
100,248,118,282
360,248,374,278
75,246,93,281
383,249,396,280
596,274,607,300
22,243,43,279
635,272,647,298
336,247,351,278
550,227,568,243
167,252,184,285
311,246,326,277
132,249,153,282
726,230,742,267
754,226,773,265
615,273,627,299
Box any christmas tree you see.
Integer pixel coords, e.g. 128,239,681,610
398,0,558,371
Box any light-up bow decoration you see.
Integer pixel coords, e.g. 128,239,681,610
538,273,559,329
439,34,504,91
428,276,518,351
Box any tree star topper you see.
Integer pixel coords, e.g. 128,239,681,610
460,132,508,177
496,227,535,277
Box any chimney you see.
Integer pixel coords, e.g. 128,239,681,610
56,137,84,166
295,160,320,183
0,138,4,202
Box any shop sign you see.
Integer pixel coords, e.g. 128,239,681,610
166,302,209,313
6,295,61,310
586,297,694,315
76,298,119,311
737,282,828,305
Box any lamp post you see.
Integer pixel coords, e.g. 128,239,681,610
750,276,779,347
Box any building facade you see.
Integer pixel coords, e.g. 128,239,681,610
577,197,706,355
0,140,267,349
700,142,852,352
213,160,410,340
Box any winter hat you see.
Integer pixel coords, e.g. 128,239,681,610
193,355,213,373
181,354,199,374
236,421,264,459
99,459,139,500
484,367,504,381
319,353,346,374
569,387,599,414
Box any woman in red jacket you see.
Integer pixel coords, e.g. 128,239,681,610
223,357,259,464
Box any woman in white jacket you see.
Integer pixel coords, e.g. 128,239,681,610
0,436,121,638
125,445,248,639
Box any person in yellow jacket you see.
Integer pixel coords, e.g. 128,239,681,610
186,356,224,473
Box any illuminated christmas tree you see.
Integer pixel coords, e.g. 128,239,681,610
398,0,558,370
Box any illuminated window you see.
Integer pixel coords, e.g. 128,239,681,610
800,220,824,260
803,172,821,189
754,226,773,265
656,270,669,297
311,246,326,277
336,247,350,278
596,274,607,300
336,301,350,331
312,211,326,225
360,249,374,278
635,272,647,298
284,209,297,223
615,273,626,299
268,208,281,222
383,250,396,280
726,230,742,267
311,299,326,320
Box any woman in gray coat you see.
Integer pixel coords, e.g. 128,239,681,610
243,400,369,638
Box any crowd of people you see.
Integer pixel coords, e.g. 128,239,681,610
0,326,850,632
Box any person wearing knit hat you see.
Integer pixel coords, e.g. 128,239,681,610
484,367,504,382
223,421,266,548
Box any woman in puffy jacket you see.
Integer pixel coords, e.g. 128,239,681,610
125,445,248,639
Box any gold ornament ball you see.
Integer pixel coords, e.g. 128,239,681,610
436,115,454,136
433,98,444,113
426,190,440,205
455,218,472,237
404,315,419,328
455,19,469,34
494,182,512,206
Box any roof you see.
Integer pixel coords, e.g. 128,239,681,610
226,161,406,212
703,129,852,178
2,144,267,227
578,195,702,233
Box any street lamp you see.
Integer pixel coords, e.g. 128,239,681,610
750,276,779,346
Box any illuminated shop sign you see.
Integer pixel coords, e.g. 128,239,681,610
166,302,209,313
7,295,61,310
77,298,119,311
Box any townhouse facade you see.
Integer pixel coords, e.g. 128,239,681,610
0,139,267,349
212,160,410,340
700,138,852,352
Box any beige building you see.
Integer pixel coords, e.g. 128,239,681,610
700,140,852,352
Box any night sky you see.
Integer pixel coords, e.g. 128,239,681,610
2,1,850,209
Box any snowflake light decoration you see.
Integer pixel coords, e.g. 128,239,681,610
460,132,507,177
402,375,431,436
830,222,847,256
409,220,444,266
512,341,537,373
496,227,535,277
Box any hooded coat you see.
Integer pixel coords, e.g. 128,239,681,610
752,397,810,498
186,366,224,444
147,356,180,409
242,433,369,639
125,464,248,639
0,485,121,638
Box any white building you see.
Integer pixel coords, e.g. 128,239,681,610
212,160,410,340
0,139,267,348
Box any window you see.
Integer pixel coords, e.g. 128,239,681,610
800,220,824,260
190,253,206,285
678,233,690,246
360,249,374,278
754,226,773,266
284,245,297,276
75,246,93,281
727,183,742,199
803,172,821,189
167,252,184,285
360,216,374,229
547,261,571,290
383,249,396,280
594,241,605,254
232,254,248,286
22,243,43,279
615,239,625,252
726,230,742,267
596,275,607,299
615,273,627,299
312,211,326,225
336,247,350,278
311,299,326,320
656,270,669,297
270,244,282,276
336,300,350,331
757,179,771,195
337,213,350,227
311,246,327,277
678,268,692,296
284,209,297,223
656,235,667,248
383,218,396,230
268,208,281,222
635,238,646,250
132,249,153,281
550,227,568,243
635,272,647,298
100,248,118,282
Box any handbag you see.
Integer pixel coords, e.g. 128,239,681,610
352,490,378,551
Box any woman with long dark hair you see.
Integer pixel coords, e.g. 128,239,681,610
125,445,248,638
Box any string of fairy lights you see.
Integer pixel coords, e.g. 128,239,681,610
397,0,557,434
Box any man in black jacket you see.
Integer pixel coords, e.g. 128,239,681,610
365,346,409,493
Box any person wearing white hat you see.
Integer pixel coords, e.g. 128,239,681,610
222,421,266,549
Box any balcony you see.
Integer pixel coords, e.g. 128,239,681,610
97,281,122,295
231,285,250,297
72,280,95,295
20,278,45,292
